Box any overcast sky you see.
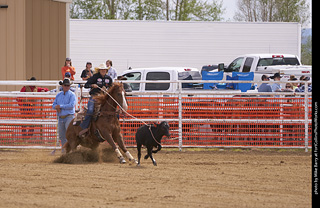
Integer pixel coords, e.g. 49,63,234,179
221,0,312,27
222,0,237,20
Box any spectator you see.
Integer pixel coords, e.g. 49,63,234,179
52,78,77,153
117,76,132,92
295,76,312,92
20,77,49,92
61,57,76,80
288,75,299,91
18,77,49,137
283,83,294,92
64,72,71,79
258,75,272,93
106,60,117,80
270,73,282,92
81,62,93,81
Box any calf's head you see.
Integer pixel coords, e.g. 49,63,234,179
156,121,170,138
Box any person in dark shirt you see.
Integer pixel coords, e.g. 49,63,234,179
80,62,93,81
78,63,113,137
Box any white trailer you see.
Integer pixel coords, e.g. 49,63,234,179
70,20,301,80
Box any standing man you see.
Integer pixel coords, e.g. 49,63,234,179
106,60,117,80
52,78,77,153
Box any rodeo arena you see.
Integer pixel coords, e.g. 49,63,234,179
0,2,316,208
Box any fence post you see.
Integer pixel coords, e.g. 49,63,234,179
178,81,182,151
304,83,309,152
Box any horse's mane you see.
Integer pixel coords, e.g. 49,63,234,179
93,82,123,106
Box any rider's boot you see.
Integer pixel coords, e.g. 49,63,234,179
78,97,94,138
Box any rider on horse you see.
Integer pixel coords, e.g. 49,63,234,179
78,63,113,138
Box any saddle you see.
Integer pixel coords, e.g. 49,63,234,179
73,104,101,126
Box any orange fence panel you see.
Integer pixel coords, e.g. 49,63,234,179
0,92,312,150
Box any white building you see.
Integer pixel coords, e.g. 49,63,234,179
70,20,301,80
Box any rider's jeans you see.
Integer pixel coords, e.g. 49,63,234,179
80,97,95,130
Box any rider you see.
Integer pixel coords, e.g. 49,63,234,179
78,63,113,137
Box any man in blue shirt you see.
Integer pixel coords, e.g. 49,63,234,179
270,73,282,92
258,74,273,97
258,75,272,93
52,78,77,152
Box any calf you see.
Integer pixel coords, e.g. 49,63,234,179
135,121,170,166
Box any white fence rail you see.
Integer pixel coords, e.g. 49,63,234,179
0,80,312,151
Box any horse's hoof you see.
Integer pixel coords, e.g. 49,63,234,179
129,159,138,165
119,157,126,164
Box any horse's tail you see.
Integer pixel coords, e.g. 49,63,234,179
63,141,71,153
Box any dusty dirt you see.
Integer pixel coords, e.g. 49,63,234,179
0,146,311,208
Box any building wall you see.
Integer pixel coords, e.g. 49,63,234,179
70,20,301,79
0,0,67,91
25,0,66,81
0,0,26,91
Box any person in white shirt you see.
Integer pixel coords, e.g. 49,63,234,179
106,60,117,80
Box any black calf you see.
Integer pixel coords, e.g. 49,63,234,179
135,121,170,166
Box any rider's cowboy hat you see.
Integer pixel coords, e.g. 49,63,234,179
94,63,110,74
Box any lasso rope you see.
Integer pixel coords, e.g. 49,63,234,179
97,85,161,145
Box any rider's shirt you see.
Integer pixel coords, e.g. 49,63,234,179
84,73,113,95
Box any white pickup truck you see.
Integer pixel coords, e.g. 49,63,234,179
216,54,311,84
121,67,203,94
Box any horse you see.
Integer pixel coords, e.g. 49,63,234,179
64,82,137,164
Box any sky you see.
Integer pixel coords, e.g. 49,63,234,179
221,0,237,21
221,0,312,28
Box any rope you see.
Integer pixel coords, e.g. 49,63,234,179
97,86,161,145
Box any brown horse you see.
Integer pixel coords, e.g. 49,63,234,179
64,82,137,164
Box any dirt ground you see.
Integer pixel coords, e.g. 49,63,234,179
0,146,311,208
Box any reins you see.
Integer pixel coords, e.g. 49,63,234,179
97,85,161,146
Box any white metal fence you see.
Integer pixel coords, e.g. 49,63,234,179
0,80,312,151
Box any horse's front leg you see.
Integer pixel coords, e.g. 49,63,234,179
97,129,126,164
115,132,137,165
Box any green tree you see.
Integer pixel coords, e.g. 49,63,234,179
301,35,312,65
172,0,224,21
70,0,224,21
70,0,107,19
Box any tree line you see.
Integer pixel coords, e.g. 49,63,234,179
70,0,224,21
70,0,309,25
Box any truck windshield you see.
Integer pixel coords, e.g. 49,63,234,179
178,71,202,80
122,72,141,91
258,58,300,66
